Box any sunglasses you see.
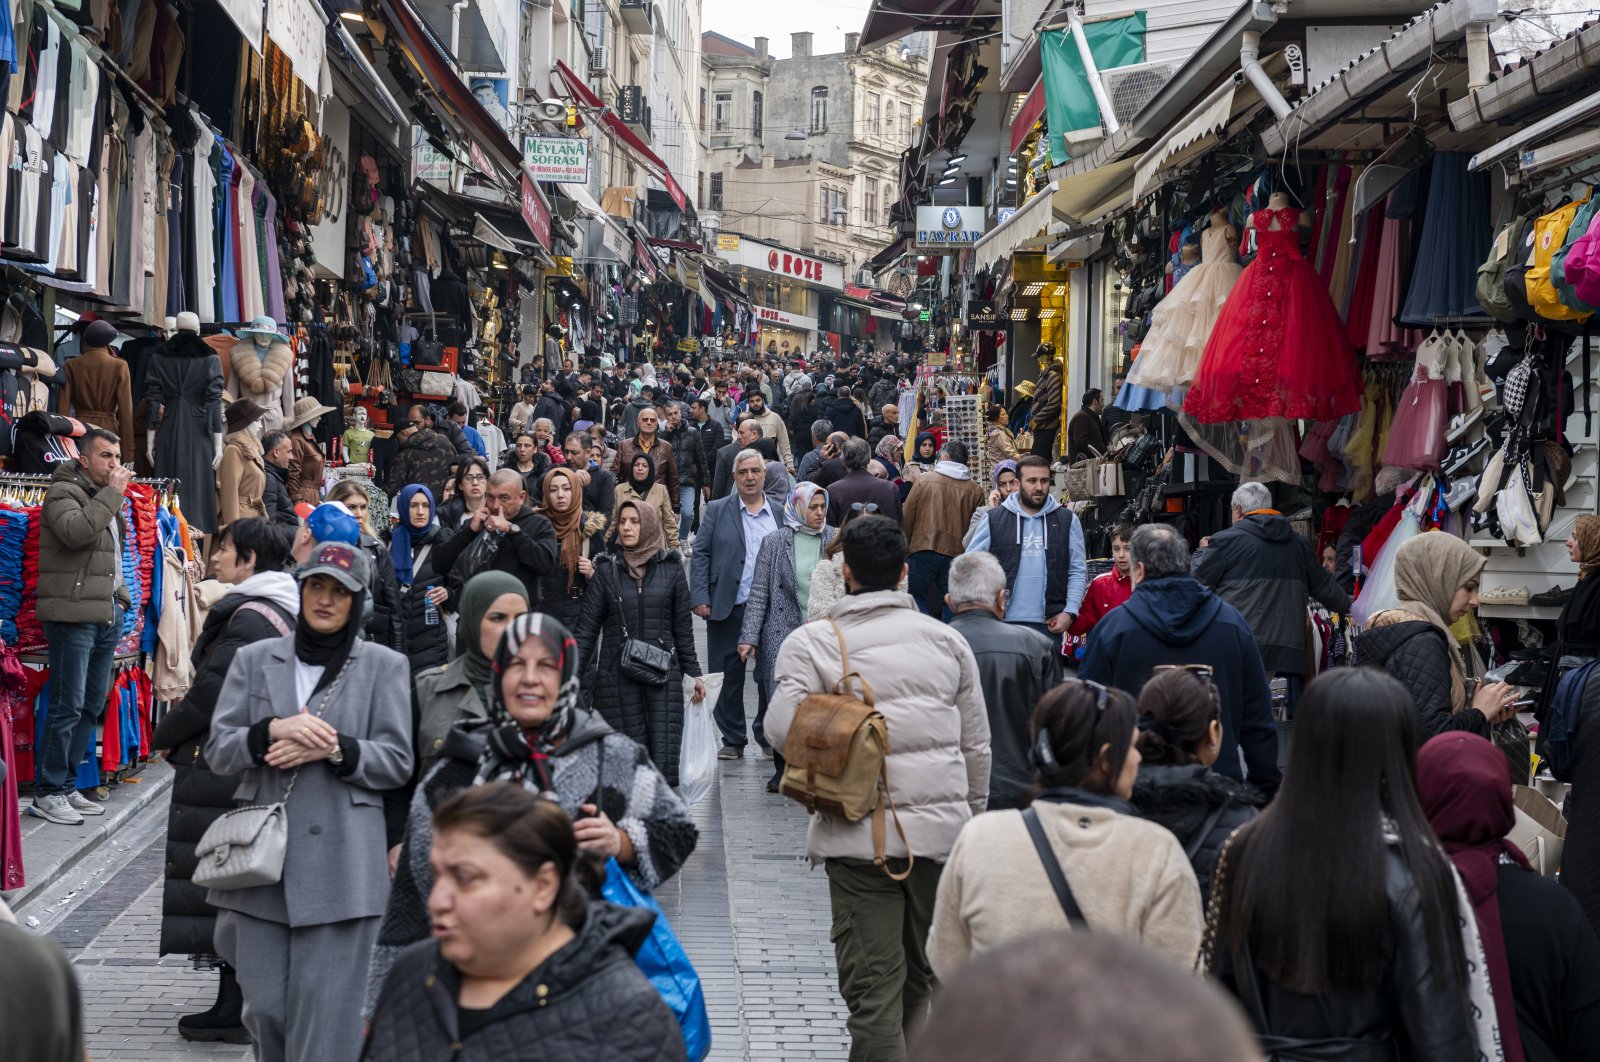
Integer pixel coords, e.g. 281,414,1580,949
850,502,880,513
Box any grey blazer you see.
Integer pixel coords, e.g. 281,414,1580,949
740,526,837,696
690,494,787,622
205,636,414,928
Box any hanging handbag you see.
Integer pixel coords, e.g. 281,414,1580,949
616,588,673,687
1064,447,1102,500
191,660,354,891
1496,455,1543,547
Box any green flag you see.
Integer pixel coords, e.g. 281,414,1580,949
1039,13,1147,164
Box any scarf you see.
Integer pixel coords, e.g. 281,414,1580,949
786,482,828,534
1417,733,1530,1062
293,579,365,694
913,431,937,466
763,462,791,510
474,613,583,795
1575,514,1600,581
1391,531,1485,706
626,453,656,494
389,485,436,586
616,499,665,584
992,458,1017,489
875,434,903,471
539,467,587,591
457,572,530,699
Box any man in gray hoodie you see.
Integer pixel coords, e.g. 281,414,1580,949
965,454,1087,638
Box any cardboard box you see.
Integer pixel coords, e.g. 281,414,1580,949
1510,785,1567,877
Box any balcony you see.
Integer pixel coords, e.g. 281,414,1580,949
618,85,650,139
620,0,652,35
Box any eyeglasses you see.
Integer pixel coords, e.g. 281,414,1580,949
850,502,880,513
461,473,487,483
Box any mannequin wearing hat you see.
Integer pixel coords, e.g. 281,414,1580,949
1029,342,1064,461
144,312,226,533
60,319,135,461
286,396,335,505
224,315,295,433
217,400,270,525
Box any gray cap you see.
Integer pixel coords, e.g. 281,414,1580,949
296,541,370,593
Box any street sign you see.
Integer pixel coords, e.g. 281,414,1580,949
523,136,591,183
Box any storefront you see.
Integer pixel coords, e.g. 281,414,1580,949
713,234,844,353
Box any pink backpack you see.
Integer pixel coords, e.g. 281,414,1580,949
1565,210,1600,306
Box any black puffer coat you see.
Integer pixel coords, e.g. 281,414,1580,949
395,578,450,674
362,903,685,1062
1358,618,1490,740
574,552,702,786
152,582,295,956
262,461,297,526
535,513,609,632
1129,763,1261,905
358,532,403,648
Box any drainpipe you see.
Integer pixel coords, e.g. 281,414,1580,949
1241,29,1291,121
450,0,469,62
1069,10,1119,135
1465,22,1491,89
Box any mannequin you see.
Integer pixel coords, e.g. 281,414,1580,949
61,319,135,460
223,315,295,432
217,399,270,525
342,406,375,471
285,396,335,505
143,311,226,534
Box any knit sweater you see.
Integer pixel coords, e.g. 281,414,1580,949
927,796,1203,979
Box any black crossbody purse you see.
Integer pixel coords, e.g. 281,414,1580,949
616,589,673,687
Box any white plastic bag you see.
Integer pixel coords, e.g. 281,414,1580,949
678,673,722,807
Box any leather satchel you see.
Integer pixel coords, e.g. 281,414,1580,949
779,622,912,881
412,338,446,370
616,592,673,687
191,660,352,891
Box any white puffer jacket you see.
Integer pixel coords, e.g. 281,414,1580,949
767,590,990,865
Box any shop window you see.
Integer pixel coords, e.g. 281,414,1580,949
752,91,764,140
710,174,723,211
713,92,731,132
811,87,828,133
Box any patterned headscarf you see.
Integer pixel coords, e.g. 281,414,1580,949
875,434,902,470
475,613,583,795
786,482,828,535
992,458,1018,489
1574,514,1600,581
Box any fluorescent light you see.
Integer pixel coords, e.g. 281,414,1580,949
339,10,365,21
1005,178,1016,186
938,176,957,185
947,154,967,164
1009,308,1028,320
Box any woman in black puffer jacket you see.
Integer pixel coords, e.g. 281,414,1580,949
1127,668,1262,904
533,466,608,631
152,518,297,1044
574,499,704,785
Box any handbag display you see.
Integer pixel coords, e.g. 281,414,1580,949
1094,461,1125,497
617,591,673,687
191,661,353,891
418,370,454,397
1064,447,1103,500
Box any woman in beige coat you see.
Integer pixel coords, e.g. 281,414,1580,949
612,450,679,551
217,400,270,525
928,679,1203,977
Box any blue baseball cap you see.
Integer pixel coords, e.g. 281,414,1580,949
295,500,361,546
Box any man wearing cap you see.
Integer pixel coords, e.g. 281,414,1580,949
60,319,134,460
428,469,559,605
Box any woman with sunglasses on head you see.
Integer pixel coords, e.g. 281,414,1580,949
927,680,1203,979
1128,667,1262,905
1207,668,1487,1060
806,504,910,621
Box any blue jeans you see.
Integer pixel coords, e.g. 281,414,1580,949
38,612,122,796
907,551,954,621
679,485,698,542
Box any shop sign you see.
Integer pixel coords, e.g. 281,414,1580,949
416,140,453,185
966,300,1002,328
914,206,987,249
754,305,818,331
716,233,741,251
266,0,325,88
308,95,349,278
467,141,494,178
677,338,700,352
918,309,931,322
722,236,843,290
523,136,590,183
521,171,551,250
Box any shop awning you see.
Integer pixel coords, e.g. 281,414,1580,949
1010,77,1046,156
1133,81,1237,200
562,183,634,263
1055,156,1140,222
553,61,690,213
412,0,514,71
973,183,1061,274
864,235,911,276
861,0,976,51
472,213,520,254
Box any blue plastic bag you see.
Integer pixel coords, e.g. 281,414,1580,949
601,858,711,1061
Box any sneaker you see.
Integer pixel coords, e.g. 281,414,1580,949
1446,407,1485,444
1442,436,1491,477
1530,585,1573,607
1479,585,1530,606
717,744,743,761
1443,478,1477,512
67,791,105,816
30,794,84,825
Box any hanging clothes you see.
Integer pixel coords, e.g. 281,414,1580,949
1126,218,1242,393
1398,153,1492,324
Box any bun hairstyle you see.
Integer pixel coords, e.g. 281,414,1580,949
1135,668,1220,766
431,783,601,927
1029,681,1138,794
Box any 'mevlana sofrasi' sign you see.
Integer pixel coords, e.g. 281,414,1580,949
915,206,987,248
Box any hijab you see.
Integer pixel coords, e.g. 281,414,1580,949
763,461,791,509
293,577,365,695
389,484,436,586
457,572,530,698
474,613,583,795
626,452,656,495
1575,514,1600,581
875,434,902,474
1392,530,1485,684
615,499,665,584
787,482,828,535
539,467,587,591
992,458,1018,489
913,431,937,466
1417,733,1530,1062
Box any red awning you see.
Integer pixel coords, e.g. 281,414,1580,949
554,61,690,213
844,284,873,299
1011,77,1046,156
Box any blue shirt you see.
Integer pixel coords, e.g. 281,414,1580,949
462,424,488,458
736,503,778,605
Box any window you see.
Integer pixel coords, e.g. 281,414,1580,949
810,87,828,133
822,186,847,227
709,174,723,211
866,92,881,134
752,91,764,141
864,179,879,227
712,92,732,132
899,103,913,140
698,88,706,132
819,185,831,223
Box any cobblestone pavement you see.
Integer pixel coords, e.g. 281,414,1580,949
17,617,850,1061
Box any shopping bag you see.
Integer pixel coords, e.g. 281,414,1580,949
678,673,721,807
1352,509,1423,627
601,859,712,1061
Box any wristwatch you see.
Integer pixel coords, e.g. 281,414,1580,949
328,742,345,767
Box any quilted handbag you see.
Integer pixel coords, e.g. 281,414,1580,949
419,370,454,397
392,366,424,395
616,592,672,687
411,338,445,369
1064,447,1102,499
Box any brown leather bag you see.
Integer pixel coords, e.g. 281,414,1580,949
779,621,913,880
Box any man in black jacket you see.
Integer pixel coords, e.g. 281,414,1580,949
690,397,727,478
946,552,1061,810
710,417,779,499
824,438,901,525
260,430,298,527
428,469,560,606
660,402,707,542
563,433,616,530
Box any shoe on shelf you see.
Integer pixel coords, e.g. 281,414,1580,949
717,744,743,761
1446,407,1485,444
1530,585,1573,607
1443,478,1477,512
1443,436,1491,477
1479,585,1531,606
67,791,105,817
30,794,83,825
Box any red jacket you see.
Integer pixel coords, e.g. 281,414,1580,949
1068,568,1133,637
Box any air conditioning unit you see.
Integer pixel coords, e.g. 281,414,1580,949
588,46,607,74
856,268,874,286
1101,62,1175,129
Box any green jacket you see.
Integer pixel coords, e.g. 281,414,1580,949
413,656,489,776
37,460,132,625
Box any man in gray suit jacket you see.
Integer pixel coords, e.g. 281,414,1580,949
692,447,787,757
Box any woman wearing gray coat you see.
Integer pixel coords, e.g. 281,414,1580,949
205,542,414,1062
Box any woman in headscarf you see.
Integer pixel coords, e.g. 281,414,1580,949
874,433,903,480
366,612,697,1015
612,450,679,551
534,466,608,630
740,483,834,792
206,542,414,1062
1357,531,1521,737
389,485,451,676
326,479,402,649
1418,732,1600,1062
807,503,908,621
963,458,1020,548
574,500,704,785
762,460,791,511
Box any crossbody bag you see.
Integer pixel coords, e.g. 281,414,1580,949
616,583,673,687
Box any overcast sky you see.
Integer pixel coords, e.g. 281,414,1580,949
700,0,874,57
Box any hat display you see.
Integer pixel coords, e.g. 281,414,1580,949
237,315,290,345
300,501,361,546
81,320,119,348
175,311,201,334
296,541,370,592
286,395,336,432
224,399,269,433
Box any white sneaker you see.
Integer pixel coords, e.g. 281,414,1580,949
30,794,84,825
67,791,105,816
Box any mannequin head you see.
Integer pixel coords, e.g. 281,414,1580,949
248,419,264,440
353,407,369,431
